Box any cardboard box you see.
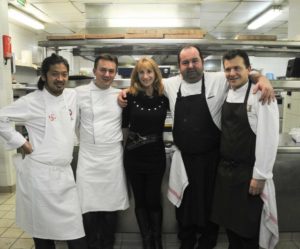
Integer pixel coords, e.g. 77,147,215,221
124,33,164,39
47,34,85,40
162,28,206,35
85,34,125,39
164,34,205,39
235,35,277,41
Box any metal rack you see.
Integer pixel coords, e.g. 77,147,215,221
272,79,300,91
38,39,300,57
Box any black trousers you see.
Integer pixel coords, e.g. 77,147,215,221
83,211,117,249
177,220,219,249
176,151,220,249
33,237,87,249
226,229,259,249
127,169,165,211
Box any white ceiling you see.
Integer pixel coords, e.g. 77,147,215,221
8,0,290,40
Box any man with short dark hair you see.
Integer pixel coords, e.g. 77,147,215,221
211,49,279,249
0,54,87,249
76,54,129,249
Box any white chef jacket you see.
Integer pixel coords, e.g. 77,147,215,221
0,88,76,152
0,88,85,240
76,81,123,144
163,72,228,129
226,83,279,179
75,81,129,213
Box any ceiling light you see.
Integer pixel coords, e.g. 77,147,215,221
8,7,45,30
247,6,282,30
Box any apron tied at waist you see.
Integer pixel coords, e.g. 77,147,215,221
26,156,71,171
126,131,162,150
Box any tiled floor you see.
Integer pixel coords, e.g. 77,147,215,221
0,192,299,249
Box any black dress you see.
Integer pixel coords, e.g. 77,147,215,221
122,92,168,174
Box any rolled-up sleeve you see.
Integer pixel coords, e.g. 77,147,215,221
252,100,279,180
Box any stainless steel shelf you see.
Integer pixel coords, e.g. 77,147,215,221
271,80,300,91
278,133,300,153
12,79,300,91
38,39,300,57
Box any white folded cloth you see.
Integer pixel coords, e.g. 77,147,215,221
259,179,279,249
289,128,300,142
167,148,189,208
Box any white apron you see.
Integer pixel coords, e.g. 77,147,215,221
76,86,129,214
77,142,129,213
15,91,85,240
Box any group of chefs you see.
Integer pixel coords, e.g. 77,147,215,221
0,44,279,249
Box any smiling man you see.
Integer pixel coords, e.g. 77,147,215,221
0,54,87,249
75,54,129,249
211,50,279,249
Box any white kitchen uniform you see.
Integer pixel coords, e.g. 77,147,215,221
226,83,279,180
0,88,85,240
226,83,279,249
163,72,229,129
76,82,129,213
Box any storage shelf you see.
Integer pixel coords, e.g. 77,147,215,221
16,63,39,70
271,80,300,91
38,39,300,57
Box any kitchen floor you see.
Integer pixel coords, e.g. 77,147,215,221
0,192,299,249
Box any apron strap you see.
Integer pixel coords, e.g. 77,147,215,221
244,79,252,104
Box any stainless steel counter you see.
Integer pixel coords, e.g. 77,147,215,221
278,132,300,153
273,133,300,232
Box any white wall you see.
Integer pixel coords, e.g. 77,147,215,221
0,0,16,190
249,57,292,79
9,23,44,64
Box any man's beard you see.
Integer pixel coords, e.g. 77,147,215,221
182,68,203,83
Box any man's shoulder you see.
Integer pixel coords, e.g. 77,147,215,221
204,72,228,92
164,75,180,84
163,75,181,92
204,71,226,81
109,86,121,94
64,88,76,93
63,88,77,97
75,84,91,99
23,89,43,101
75,84,90,92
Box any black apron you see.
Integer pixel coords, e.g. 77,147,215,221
211,81,263,238
173,76,221,227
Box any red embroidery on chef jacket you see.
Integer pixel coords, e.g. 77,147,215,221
48,113,56,121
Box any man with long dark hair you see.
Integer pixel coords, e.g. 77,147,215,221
0,54,87,249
